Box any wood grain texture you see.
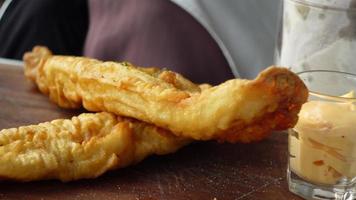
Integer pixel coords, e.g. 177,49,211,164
0,62,302,200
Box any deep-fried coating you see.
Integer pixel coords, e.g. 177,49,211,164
24,46,308,143
0,112,190,182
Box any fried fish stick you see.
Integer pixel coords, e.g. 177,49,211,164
24,46,308,143
0,112,190,182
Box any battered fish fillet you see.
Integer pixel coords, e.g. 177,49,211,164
0,112,190,182
23,46,308,143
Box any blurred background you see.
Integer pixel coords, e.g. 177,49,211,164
0,0,280,84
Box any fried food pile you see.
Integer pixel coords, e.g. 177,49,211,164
0,112,190,181
0,46,308,182
23,46,308,143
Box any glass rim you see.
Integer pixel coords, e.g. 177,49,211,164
297,70,356,101
288,0,356,12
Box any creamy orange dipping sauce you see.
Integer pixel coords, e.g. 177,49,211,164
289,98,356,185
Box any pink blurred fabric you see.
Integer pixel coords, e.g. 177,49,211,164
84,0,233,84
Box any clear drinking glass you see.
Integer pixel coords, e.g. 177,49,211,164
288,70,356,200
276,1,356,198
275,0,356,74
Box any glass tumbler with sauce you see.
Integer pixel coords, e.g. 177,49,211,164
288,70,356,200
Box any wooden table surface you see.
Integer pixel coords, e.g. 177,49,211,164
0,61,303,200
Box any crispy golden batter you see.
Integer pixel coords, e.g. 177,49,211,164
24,46,308,143
0,112,190,182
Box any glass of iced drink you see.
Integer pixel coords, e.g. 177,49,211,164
288,70,356,199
